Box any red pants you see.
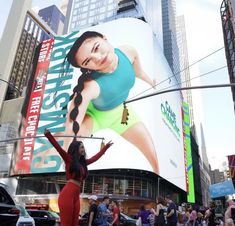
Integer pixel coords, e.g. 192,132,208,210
58,182,80,226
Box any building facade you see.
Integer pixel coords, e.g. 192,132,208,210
161,0,181,84
0,0,30,111
209,166,225,184
63,0,163,47
63,0,145,34
177,15,195,130
5,10,55,100
220,0,235,111
190,133,203,205
199,124,211,206
14,169,186,215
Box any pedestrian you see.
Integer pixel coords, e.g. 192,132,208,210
205,202,216,226
151,196,166,226
165,195,178,226
88,195,98,226
44,129,113,226
110,200,120,226
186,210,198,226
59,30,159,174
225,200,235,226
95,196,111,226
138,204,151,226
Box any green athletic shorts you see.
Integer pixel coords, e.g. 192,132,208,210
86,102,140,134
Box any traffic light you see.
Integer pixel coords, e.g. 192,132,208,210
226,170,231,179
121,104,129,125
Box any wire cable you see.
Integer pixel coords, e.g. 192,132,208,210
127,46,225,101
125,83,235,104
153,65,227,94
0,135,105,143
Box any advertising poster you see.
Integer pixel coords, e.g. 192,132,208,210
12,18,187,191
183,102,195,202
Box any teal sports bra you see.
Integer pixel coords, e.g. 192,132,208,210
90,48,136,111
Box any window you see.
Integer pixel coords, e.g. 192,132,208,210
89,10,96,16
93,177,103,194
107,11,114,17
90,4,96,10
88,17,95,24
114,178,125,195
141,180,148,198
100,6,106,13
125,178,134,196
134,179,141,196
103,177,114,194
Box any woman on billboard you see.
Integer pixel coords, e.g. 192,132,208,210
61,31,159,174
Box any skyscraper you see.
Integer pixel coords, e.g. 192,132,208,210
161,0,181,85
63,0,145,34
38,5,65,35
177,15,195,131
62,0,164,48
199,123,211,206
4,10,55,100
0,0,30,110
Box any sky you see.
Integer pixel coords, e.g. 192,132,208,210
0,0,234,171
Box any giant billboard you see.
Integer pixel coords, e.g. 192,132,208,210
12,18,187,191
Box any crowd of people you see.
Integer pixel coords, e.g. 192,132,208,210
87,195,120,226
86,194,235,226
135,195,235,226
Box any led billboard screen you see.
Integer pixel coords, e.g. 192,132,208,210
12,18,187,191
183,102,195,202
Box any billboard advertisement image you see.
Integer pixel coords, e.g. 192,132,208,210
12,18,187,191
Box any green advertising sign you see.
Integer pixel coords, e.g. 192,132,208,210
183,102,195,203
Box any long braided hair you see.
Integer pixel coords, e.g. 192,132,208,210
66,31,104,138
63,31,104,177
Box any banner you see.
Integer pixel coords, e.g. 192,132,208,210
183,102,195,203
209,180,235,198
14,39,54,174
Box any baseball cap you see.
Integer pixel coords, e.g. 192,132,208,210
88,195,98,201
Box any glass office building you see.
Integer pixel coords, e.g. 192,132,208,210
63,0,163,47
161,0,181,85
38,5,65,35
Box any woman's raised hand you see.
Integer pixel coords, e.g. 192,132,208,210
44,128,50,135
105,140,113,149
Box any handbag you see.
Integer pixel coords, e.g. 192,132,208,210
136,217,142,226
